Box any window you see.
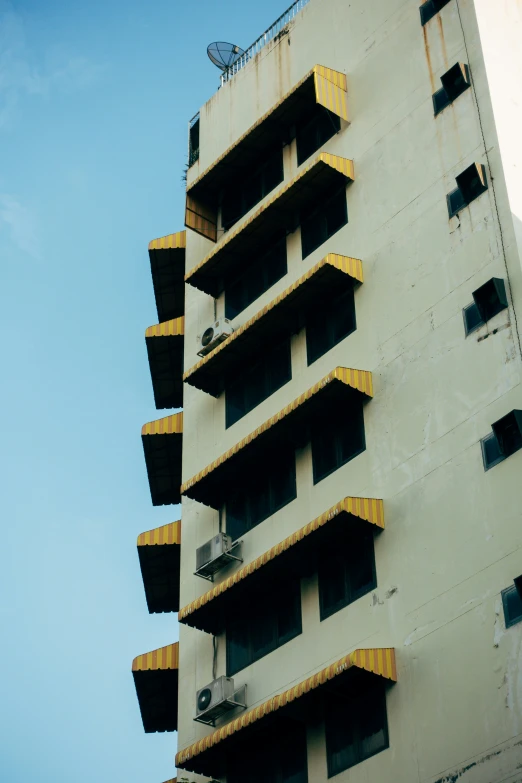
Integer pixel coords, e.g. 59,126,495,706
188,114,200,167
325,682,389,777
319,529,376,620
420,0,452,26
306,287,356,365
301,186,347,259
226,452,296,540
226,339,292,427
297,105,341,166
502,584,522,629
228,720,308,783
481,432,505,471
463,302,483,336
226,577,302,675
433,63,470,115
225,235,287,320
221,146,284,230
312,404,366,484
447,163,488,218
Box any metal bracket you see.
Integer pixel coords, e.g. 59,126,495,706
193,685,247,727
194,540,243,582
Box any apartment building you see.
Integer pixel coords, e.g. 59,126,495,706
132,1,522,781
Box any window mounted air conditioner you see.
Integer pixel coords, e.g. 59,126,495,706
197,318,234,357
195,675,246,725
195,532,242,580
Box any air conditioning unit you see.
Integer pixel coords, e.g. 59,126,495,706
195,532,242,580
195,676,246,726
198,318,233,357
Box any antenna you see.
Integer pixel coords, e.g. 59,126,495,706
207,42,245,72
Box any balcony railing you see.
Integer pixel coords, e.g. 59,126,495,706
220,0,311,85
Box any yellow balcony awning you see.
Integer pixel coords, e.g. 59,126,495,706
179,496,383,634
185,65,348,243
142,413,183,506
146,317,185,409
137,520,181,614
185,153,355,297
184,254,363,396
181,367,372,508
176,648,396,775
132,643,179,733
149,232,186,323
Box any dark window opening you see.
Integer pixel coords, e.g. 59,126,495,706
502,584,522,629
420,0,452,26
306,286,356,365
433,63,470,115
312,404,366,484
225,235,287,320
319,528,376,621
296,105,341,166
463,302,484,336
481,432,506,471
473,277,508,323
226,577,302,675
226,339,292,427
188,116,200,167
301,186,348,259
492,410,522,458
228,720,308,783
226,452,297,541
447,163,488,218
221,146,284,231
325,682,389,777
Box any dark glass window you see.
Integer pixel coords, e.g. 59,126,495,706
312,404,366,484
188,116,200,167
463,302,484,335
325,683,389,777
226,577,302,675
222,147,284,230
502,584,522,629
481,432,506,471
306,287,356,365
319,529,376,620
420,0,451,26
226,339,292,427
228,721,308,783
225,235,287,320
226,452,296,540
301,187,347,259
296,105,341,166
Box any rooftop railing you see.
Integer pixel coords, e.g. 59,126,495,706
220,0,310,85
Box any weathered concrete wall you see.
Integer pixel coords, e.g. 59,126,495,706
178,1,522,781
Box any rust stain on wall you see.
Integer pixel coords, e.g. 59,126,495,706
437,15,449,69
422,26,436,93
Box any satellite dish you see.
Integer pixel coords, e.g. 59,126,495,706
207,41,245,71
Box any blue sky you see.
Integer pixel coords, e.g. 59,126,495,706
0,0,288,780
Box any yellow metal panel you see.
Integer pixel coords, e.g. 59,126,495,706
185,195,218,242
145,317,184,339
148,232,186,251
314,65,348,120
176,648,396,767
132,642,179,672
178,497,383,623
185,153,355,288
180,367,371,497
137,520,181,547
183,254,362,383
141,413,183,437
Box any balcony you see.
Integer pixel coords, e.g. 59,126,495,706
181,367,372,508
184,254,363,396
137,521,181,614
185,64,348,243
132,643,179,733
145,317,184,409
185,153,354,297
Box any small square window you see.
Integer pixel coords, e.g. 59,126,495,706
455,163,487,204
447,187,466,218
420,0,451,26
492,410,522,458
463,302,484,335
472,277,508,323
441,63,470,102
502,584,522,628
481,432,506,471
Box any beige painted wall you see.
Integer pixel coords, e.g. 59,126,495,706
177,1,522,781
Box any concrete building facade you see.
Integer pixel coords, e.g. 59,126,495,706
133,1,522,782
